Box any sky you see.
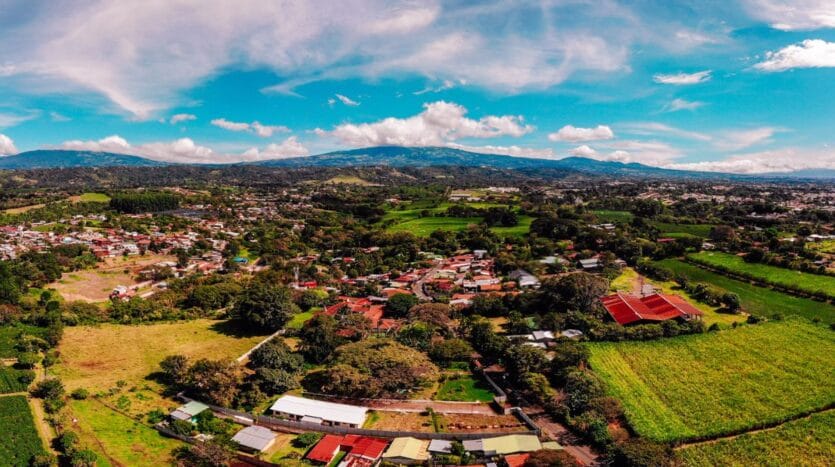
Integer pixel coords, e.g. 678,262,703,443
1,0,834,173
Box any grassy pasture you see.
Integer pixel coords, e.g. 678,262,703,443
806,239,835,255
688,251,835,298
48,253,175,302
657,259,835,324
678,409,835,467
588,320,835,442
382,201,532,237
0,395,46,466
70,192,111,203
592,210,633,223
435,374,495,402
386,216,481,236
652,222,713,238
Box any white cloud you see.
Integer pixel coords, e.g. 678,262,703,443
569,145,598,157
318,101,532,147
667,147,835,173
169,113,196,124
211,118,289,137
0,64,16,77
664,98,704,112
0,112,37,129
621,122,712,141
413,79,457,95
447,143,555,159
754,39,835,71
335,94,360,106
653,70,712,85
49,112,71,122
600,140,684,165
59,134,308,163
242,137,310,160
744,1,835,31
714,127,778,151
548,125,614,143
366,6,440,34
0,134,18,155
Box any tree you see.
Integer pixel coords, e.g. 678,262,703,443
255,368,298,394
31,378,64,400
429,338,473,366
524,449,580,467
0,261,20,305
160,354,190,387
609,439,674,467
550,341,589,382
563,370,605,415
299,288,329,311
386,293,419,317
298,314,342,363
407,303,452,329
249,339,303,373
173,439,236,467
69,449,98,467
470,293,508,317
185,359,242,406
537,273,609,314
232,282,299,331
396,322,434,350
506,344,548,376
721,293,741,313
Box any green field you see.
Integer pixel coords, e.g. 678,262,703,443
689,252,835,299
490,215,534,237
382,201,531,237
807,239,835,255
75,192,111,203
0,324,48,358
592,210,634,223
0,367,35,394
657,259,835,324
653,222,713,238
387,216,482,236
287,310,315,329
678,410,835,466
435,374,495,402
0,395,46,466
588,320,835,442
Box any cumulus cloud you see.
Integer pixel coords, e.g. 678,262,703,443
667,147,835,173
744,1,835,31
59,134,309,163
598,140,684,165
664,98,704,112
548,125,614,143
211,118,289,137
335,94,360,106
0,134,18,155
569,145,598,157
241,137,310,159
653,70,712,85
318,101,532,147
754,39,835,71
169,113,197,124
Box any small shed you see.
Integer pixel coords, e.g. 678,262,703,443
231,425,278,453
170,401,209,423
382,437,430,465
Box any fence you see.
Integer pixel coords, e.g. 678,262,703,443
178,395,539,440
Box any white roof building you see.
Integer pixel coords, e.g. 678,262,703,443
231,425,278,452
270,395,368,427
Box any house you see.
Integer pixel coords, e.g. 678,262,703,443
427,440,453,455
560,329,584,340
170,401,209,423
231,425,278,453
504,453,531,467
508,269,540,289
382,437,430,465
531,330,554,343
463,434,542,456
601,292,703,326
307,434,388,466
578,258,600,270
306,434,344,464
270,395,368,428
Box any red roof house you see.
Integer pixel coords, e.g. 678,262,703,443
306,435,388,465
306,434,343,464
505,453,531,467
601,292,703,325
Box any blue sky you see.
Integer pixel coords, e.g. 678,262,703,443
1,0,834,173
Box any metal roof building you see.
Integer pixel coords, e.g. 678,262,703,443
170,401,209,422
382,437,430,465
231,425,278,453
270,395,368,427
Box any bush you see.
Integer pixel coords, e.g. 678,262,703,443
16,352,40,369
170,419,195,437
70,388,89,400
31,378,64,400
292,432,323,448
147,408,166,424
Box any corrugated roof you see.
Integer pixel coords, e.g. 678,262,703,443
428,439,453,453
306,435,342,464
383,437,430,461
171,401,209,420
231,425,276,452
481,435,542,455
270,395,368,426
601,292,703,325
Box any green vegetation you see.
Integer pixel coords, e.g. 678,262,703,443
593,210,633,223
435,374,495,402
387,216,481,236
678,410,835,467
652,222,713,238
807,239,835,254
381,201,532,237
588,320,835,442
0,324,49,358
689,251,835,299
286,309,315,330
0,367,35,393
0,395,46,466
75,192,111,203
657,259,835,323
491,215,534,237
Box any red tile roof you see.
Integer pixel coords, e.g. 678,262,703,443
505,453,531,467
601,292,703,325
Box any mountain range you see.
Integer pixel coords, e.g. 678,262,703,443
0,146,829,180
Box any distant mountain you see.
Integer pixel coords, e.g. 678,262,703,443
0,150,168,169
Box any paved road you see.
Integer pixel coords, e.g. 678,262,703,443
411,264,441,301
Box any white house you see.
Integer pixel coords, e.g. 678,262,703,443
270,395,368,428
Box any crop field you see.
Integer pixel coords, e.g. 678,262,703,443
592,210,633,223
0,395,46,466
387,216,482,236
435,374,495,402
588,320,835,442
652,222,713,238
688,251,835,299
0,367,35,394
0,324,49,358
677,409,835,466
657,259,835,324
48,253,175,302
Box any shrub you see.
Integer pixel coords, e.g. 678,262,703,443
70,388,89,400
292,432,323,448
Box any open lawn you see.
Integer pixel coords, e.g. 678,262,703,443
386,216,481,236
588,320,835,442
0,395,45,467
592,210,633,223
491,215,534,238
678,409,835,467
70,192,111,203
382,201,532,237
435,374,494,402
55,319,269,393
49,253,175,302
652,222,713,238
657,259,835,324
287,310,316,330
69,398,181,467
0,324,49,358
688,251,835,299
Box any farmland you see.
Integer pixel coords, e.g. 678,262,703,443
678,410,835,466
381,201,532,237
70,192,112,203
652,222,713,238
592,210,633,223
0,367,35,393
588,320,835,442
0,395,46,466
688,251,835,299
657,259,835,324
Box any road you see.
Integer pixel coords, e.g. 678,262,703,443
411,264,441,301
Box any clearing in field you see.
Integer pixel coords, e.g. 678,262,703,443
588,320,835,442
688,251,835,298
48,253,175,302
677,409,835,467
652,222,713,238
435,374,495,402
0,395,46,467
657,259,835,324
69,192,111,203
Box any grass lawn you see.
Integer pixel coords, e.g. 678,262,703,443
592,210,634,223
657,259,835,324
0,395,46,467
69,399,181,467
386,216,481,236
688,251,835,299
48,253,175,302
652,222,713,238
267,433,311,464
678,410,835,467
286,310,316,330
382,201,532,237
588,320,835,442
435,374,495,402
72,192,111,203
3,203,46,215
0,367,35,394
491,215,534,238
